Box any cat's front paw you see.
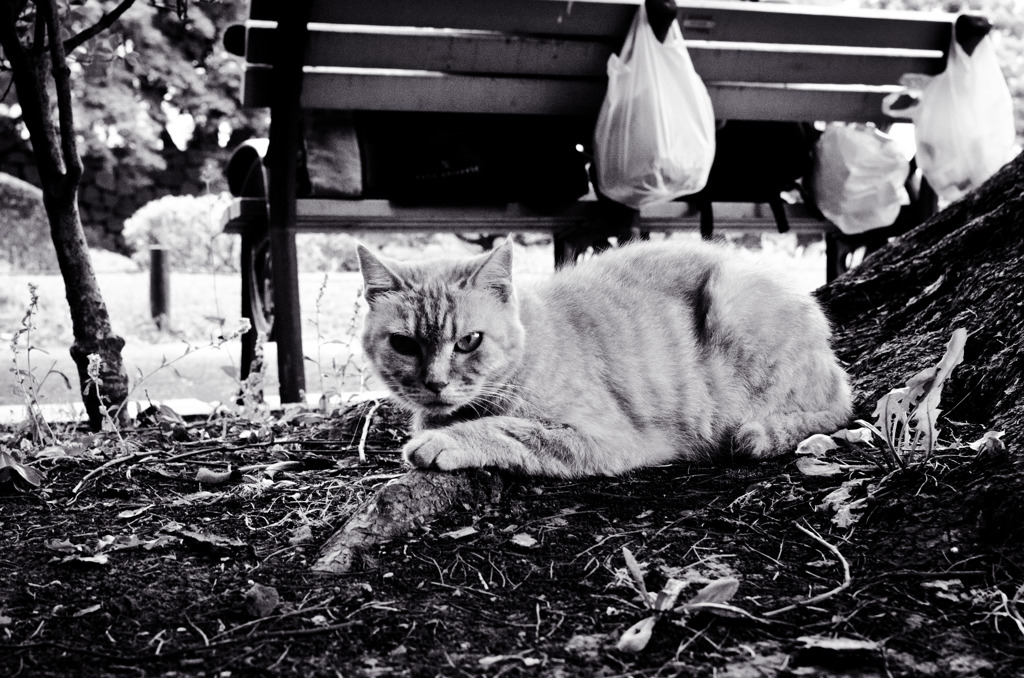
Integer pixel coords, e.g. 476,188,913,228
403,431,480,471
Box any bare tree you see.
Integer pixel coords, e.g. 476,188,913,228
0,0,140,429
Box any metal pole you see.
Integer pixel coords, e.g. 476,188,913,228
149,245,170,330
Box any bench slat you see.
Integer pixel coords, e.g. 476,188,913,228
247,0,953,51
241,67,905,123
241,26,945,84
221,197,826,235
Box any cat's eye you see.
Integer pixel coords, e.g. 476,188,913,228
389,333,419,356
454,332,483,353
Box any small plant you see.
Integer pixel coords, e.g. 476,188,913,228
857,328,967,468
8,283,70,446
82,318,256,433
307,275,367,414
616,546,741,653
84,353,131,454
235,338,270,422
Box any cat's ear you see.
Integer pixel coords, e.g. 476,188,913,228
467,240,514,303
356,244,404,305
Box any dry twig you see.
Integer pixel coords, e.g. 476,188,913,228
764,522,851,618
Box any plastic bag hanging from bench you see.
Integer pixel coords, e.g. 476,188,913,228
593,2,716,209
812,123,911,236
882,29,1016,202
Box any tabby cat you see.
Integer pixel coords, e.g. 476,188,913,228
357,239,851,478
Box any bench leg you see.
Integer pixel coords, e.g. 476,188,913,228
824,230,844,283
698,201,714,240
768,197,790,234
268,227,305,403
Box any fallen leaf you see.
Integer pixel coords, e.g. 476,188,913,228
510,533,538,548
44,538,81,554
795,434,838,456
684,577,740,607
32,445,69,459
921,579,962,592
195,466,241,485
796,457,845,477
0,449,43,489
819,479,870,528
117,506,152,519
440,526,478,540
170,492,218,506
832,428,874,445
617,615,656,653
168,527,249,557
797,635,880,652
62,554,109,565
968,430,1006,456
832,506,858,529
477,656,540,667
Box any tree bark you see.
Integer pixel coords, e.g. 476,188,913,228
314,470,504,573
817,150,1024,437
0,0,130,429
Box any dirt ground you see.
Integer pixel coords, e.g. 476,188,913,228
2,397,1022,678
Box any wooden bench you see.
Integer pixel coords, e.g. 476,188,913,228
220,0,986,402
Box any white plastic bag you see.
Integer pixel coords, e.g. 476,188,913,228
812,123,910,235
593,4,716,209
882,34,1016,203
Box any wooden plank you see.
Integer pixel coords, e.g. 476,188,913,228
248,0,955,51
222,198,826,235
243,26,945,83
242,67,906,123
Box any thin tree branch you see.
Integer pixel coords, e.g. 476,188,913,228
62,0,137,54
33,0,44,49
0,0,61,184
38,0,80,185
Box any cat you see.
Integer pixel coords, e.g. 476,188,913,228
356,239,852,478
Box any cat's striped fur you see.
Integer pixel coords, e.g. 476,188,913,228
357,239,851,478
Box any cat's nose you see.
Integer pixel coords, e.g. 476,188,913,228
424,379,448,394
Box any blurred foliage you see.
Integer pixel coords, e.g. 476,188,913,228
1,0,262,190
122,193,237,272
0,173,59,273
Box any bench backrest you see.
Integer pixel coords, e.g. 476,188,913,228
224,0,958,123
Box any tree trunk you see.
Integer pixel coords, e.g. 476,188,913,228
816,150,1024,437
0,0,129,429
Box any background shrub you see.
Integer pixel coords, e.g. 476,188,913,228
123,193,238,273
0,172,58,273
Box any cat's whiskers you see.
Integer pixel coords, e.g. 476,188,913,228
466,383,529,415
